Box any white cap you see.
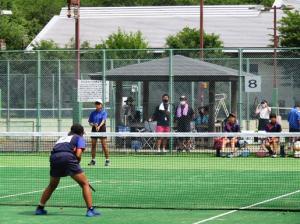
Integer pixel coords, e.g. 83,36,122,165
95,100,102,104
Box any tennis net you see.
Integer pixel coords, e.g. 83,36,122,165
0,131,300,211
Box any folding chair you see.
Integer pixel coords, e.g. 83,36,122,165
137,121,157,151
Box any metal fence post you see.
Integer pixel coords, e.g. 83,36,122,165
246,58,250,130
24,74,27,118
191,82,195,110
58,59,62,132
36,51,41,132
52,72,55,118
110,59,115,131
0,89,2,119
102,49,106,107
169,49,174,153
6,60,10,132
238,48,243,129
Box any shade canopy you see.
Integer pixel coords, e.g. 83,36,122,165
90,55,243,82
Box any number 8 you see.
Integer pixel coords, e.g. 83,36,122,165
248,79,257,88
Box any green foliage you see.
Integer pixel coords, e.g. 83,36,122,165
95,29,150,63
166,27,223,49
96,28,149,49
0,0,273,50
32,40,60,50
278,10,300,48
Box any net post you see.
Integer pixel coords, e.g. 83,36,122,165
6,60,10,132
169,49,174,154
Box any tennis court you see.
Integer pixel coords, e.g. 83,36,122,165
0,134,300,224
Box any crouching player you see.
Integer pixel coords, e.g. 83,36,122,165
263,114,282,157
35,124,100,217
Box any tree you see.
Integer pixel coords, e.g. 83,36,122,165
95,29,150,66
166,27,224,58
96,28,149,49
277,10,300,93
278,10,300,48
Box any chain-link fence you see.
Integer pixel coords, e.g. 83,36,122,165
0,48,299,132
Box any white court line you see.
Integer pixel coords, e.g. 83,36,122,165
0,180,102,199
193,189,300,224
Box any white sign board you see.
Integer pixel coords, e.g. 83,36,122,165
77,80,109,102
245,76,261,93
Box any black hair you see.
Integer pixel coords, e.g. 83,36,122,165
69,123,84,136
270,113,277,119
228,113,236,118
198,106,209,113
295,102,300,108
162,93,169,98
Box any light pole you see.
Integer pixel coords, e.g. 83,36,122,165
199,0,205,107
67,0,82,124
200,0,204,59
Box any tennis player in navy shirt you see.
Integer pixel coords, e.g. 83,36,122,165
88,100,110,166
35,124,100,217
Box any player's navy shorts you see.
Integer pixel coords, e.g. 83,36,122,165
50,152,83,177
91,125,107,139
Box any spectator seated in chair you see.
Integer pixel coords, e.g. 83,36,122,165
221,113,240,156
261,113,282,158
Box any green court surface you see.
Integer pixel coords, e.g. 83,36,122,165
0,206,299,224
0,154,300,223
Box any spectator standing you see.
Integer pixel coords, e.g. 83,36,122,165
255,100,271,130
194,106,209,132
175,95,194,152
288,103,300,132
122,96,136,126
151,94,171,152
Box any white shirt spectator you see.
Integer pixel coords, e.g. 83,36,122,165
256,104,271,119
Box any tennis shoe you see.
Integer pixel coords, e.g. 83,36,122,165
104,160,110,167
35,208,47,215
86,207,101,217
88,160,96,166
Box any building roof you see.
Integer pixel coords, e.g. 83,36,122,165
27,5,285,50
90,55,247,82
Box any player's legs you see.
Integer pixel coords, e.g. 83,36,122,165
89,138,97,165
35,177,60,215
271,137,279,154
39,176,60,205
230,138,237,152
100,138,109,160
156,138,162,151
222,138,229,151
162,137,168,150
72,172,101,217
91,138,97,160
264,140,274,155
72,172,92,208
